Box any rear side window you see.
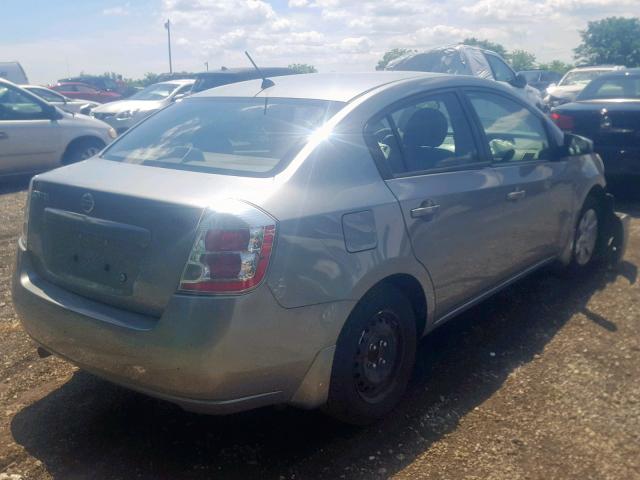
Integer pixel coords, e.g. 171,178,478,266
101,97,344,177
466,91,550,163
368,92,478,175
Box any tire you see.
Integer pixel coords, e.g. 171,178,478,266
323,284,417,425
569,195,604,271
63,138,105,165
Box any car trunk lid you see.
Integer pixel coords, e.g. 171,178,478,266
27,159,275,317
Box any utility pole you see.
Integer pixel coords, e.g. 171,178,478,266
204,61,209,71
164,19,173,73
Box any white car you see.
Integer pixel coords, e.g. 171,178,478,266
0,79,116,178
91,79,194,134
22,85,99,115
545,66,626,107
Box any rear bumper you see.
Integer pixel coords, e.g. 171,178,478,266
602,193,630,265
597,147,640,177
12,244,354,413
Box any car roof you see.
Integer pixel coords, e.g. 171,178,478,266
56,81,91,86
195,67,294,77
155,79,195,86
591,68,640,79
192,71,448,102
568,65,625,72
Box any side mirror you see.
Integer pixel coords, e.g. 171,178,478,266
557,133,594,158
510,73,527,89
547,83,557,89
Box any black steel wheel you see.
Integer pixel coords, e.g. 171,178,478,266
324,284,417,425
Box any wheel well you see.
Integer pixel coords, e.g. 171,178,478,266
370,274,427,337
62,136,105,165
585,184,606,207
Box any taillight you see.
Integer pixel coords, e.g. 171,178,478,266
21,178,35,247
550,112,574,131
179,200,277,294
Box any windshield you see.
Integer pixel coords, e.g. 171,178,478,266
130,83,180,101
578,75,640,100
560,70,608,86
101,97,344,177
28,87,64,103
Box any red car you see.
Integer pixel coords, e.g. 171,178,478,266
50,82,122,104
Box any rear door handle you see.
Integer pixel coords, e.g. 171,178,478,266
0,132,8,140
411,201,440,218
506,189,526,201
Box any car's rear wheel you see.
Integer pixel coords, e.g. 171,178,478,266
570,195,603,270
63,138,105,165
323,284,417,425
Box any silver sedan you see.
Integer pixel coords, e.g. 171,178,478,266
12,72,628,424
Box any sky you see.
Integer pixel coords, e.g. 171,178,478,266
1,0,638,85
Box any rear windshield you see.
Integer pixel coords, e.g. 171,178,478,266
101,97,344,177
578,75,640,100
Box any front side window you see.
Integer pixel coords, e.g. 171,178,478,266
467,91,550,163
0,85,46,120
485,54,515,83
101,97,343,177
368,92,478,175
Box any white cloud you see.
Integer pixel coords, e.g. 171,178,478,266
288,0,310,7
102,4,130,16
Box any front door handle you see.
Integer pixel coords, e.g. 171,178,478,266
506,189,526,201
411,201,440,218
0,132,8,140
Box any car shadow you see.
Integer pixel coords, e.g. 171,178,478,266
9,258,637,479
0,176,30,194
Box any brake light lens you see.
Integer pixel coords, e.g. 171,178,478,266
179,200,277,294
550,112,574,131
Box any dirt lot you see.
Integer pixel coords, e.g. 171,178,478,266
0,180,638,480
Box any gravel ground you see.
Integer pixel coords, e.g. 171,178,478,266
0,180,638,480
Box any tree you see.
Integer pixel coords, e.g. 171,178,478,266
508,49,536,71
288,63,318,74
376,48,415,70
574,17,640,67
462,38,508,58
536,60,573,75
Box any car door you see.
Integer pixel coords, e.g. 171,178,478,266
462,88,572,274
0,83,63,175
366,90,509,318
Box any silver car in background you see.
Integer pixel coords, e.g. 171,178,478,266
91,79,194,134
0,79,116,178
12,72,627,424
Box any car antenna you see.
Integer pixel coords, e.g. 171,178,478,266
244,51,275,90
